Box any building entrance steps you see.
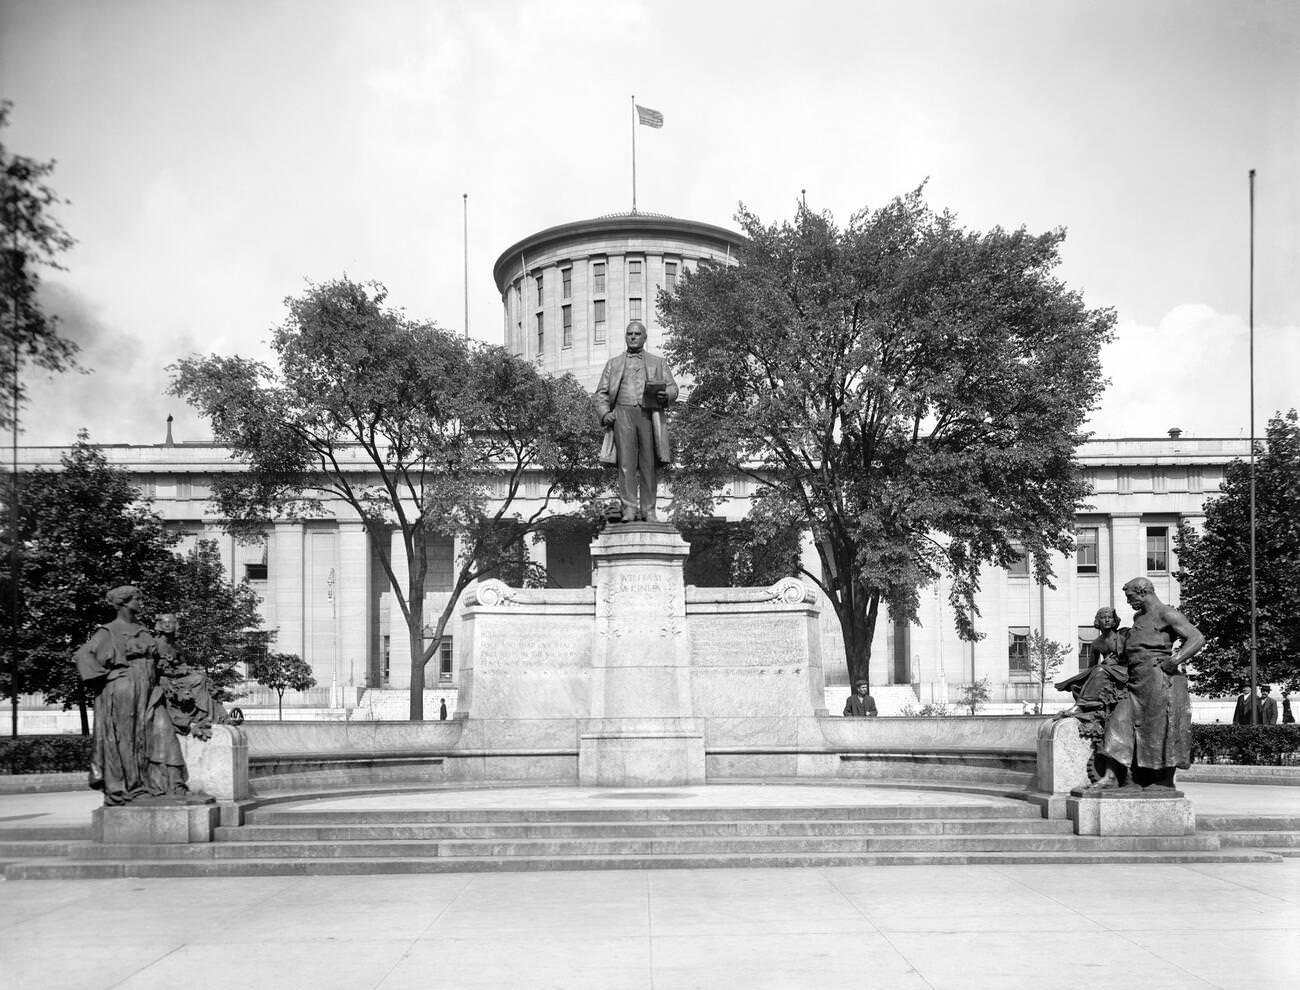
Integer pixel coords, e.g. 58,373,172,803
4,783,1284,879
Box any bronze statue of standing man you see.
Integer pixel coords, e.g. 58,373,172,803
594,320,678,522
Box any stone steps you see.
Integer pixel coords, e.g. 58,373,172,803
3,796,1285,879
66,831,1228,860
1196,816,1300,854
245,803,1045,825
211,818,1076,841
6,846,1279,880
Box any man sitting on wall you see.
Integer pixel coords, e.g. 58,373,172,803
843,681,878,717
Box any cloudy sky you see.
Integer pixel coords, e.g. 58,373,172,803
2,0,1296,447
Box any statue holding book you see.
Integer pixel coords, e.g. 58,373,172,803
593,320,678,522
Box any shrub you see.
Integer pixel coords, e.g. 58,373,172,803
0,735,93,774
899,702,952,717
1190,724,1300,766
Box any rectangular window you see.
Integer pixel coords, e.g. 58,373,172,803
421,535,455,592
382,635,391,684
439,638,453,682
593,299,606,343
535,273,543,307
629,297,642,321
664,261,678,289
592,261,606,294
1076,527,1098,574
1007,542,1030,578
562,305,573,348
1146,526,1169,572
1008,627,1030,675
536,312,544,353
629,259,643,288
561,267,571,300
1078,626,1098,671
244,563,268,582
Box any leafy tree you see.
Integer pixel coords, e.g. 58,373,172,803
2,101,80,735
152,539,261,703
1176,410,1300,696
960,677,991,716
1026,631,1071,714
660,189,1114,686
170,277,604,719
1,434,178,733
681,517,802,588
248,651,316,719
1,100,79,431
1,437,266,731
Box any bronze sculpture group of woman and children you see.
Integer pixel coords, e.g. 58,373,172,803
1057,577,1206,792
74,585,230,806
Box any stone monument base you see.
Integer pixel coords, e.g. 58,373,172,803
1067,789,1194,836
92,802,219,844
579,718,705,787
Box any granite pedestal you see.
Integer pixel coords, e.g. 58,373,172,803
580,524,703,785
1067,789,1195,836
92,802,219,844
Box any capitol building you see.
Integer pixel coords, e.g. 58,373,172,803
16,212,1246,722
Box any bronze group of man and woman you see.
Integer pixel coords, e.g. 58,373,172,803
1058,577,1205,791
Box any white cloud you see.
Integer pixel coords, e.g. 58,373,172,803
1086,304,1298,439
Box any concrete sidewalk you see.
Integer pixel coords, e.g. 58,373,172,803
0,859,1296,989
0,782,1297,989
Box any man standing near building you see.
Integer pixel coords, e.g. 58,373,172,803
1260,685,1278,725
1233,687,1259,725
594,320,678,523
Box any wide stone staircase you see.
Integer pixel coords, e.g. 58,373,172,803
3,797,1285,879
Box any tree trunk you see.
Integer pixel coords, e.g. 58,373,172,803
835,588,880,688
407,593,425,721
277,689,284,720
77,684,89,736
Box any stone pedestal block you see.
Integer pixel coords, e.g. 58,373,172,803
92,803,219,844
590,523,693,719
1036,717,1092,794
578,730,705,787
1067,791,1195,836
178,724,249,801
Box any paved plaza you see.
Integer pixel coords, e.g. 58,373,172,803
1,782,1297,989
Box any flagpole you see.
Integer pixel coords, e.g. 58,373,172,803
631,95,637,214
463,193,469,339
1248,168,1258,723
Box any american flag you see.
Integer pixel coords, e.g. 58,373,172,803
635,104,664,128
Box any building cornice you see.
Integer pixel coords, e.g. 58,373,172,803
492,212,747,294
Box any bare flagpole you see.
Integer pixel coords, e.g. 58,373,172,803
463,193,469,339
1248,168,1258,723
631,95,638,214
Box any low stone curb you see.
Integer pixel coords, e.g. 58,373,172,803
1179,765,1300,785
0,772,85,794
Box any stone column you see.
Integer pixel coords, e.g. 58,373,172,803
337,522,371,689
271,522,304,656
386,527,412,689
1109,514,1144,610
